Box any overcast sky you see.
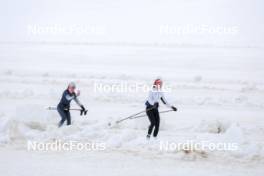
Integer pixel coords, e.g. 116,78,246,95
0,0,263,46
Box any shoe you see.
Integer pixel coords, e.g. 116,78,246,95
146,134,150,140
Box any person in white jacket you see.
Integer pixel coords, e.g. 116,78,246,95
145,78,177,139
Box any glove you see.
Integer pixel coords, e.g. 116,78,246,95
171,106,177,111
80,105,87,116
154,102,159,109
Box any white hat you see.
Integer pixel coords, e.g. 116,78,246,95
68,82,76,88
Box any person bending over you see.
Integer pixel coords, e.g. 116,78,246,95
57,82,87,127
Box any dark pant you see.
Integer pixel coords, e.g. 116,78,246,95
146,107,160,137
57,105,71,127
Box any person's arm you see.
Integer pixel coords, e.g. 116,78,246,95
74,97,83,107
65,94,75,101
75,97,87,115
65,91,84,108
161,92,177,111
73,92,87,114
160,92,171,108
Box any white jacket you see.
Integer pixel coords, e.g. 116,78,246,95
146,89,171,108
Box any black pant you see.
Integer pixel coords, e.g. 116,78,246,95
57,105,71,127
146,107,160,137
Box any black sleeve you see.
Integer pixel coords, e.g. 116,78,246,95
161,97,166,105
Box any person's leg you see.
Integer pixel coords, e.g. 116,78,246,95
147,109,156,137
65,111,71,125
153,109,160,137
57,107,67,127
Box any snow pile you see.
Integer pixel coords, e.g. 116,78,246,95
194,119,231,134
0,111,263,164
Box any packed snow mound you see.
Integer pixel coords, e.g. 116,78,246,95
224,123,245,143
0,113,263,164
0,115,49,144
194,119,231,134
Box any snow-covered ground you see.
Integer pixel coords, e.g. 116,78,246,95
0,43,264,176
